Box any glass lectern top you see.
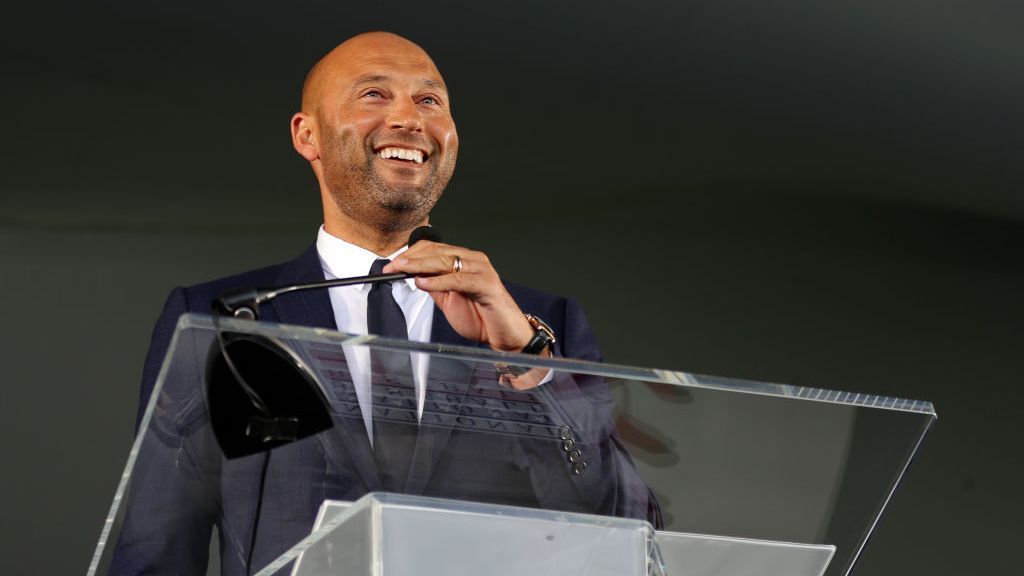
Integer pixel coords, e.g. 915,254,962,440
90,313,935,576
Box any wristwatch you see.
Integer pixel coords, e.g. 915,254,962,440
521,314,556,355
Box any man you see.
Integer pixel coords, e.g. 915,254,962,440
113,32,658,575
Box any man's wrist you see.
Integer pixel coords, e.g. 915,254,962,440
520,313,556,355
487,312,534,352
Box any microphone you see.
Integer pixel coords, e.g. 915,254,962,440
213,225,442,320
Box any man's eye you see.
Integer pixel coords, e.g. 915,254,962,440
364,90,383,98
420,96,439,105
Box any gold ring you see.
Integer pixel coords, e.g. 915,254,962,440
452,255,463,274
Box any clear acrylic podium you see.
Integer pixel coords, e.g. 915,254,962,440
269,493,836,576
278,493,663,576
89,314,936,576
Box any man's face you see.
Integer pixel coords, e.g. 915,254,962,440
313,41,458,233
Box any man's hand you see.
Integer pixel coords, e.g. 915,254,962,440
382,241,542,354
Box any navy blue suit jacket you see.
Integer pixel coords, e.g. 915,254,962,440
112,245,660,575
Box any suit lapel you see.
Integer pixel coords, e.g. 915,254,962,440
266,245,337,331
402,308,483,494
325,379,383,492
267,245,383,491
263,251,493,496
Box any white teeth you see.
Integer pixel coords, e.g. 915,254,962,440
377,147,424,164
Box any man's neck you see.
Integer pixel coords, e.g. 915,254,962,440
323,217,425,257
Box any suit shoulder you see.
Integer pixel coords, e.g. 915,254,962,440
178,246,317,314
179,263,281,314
188,261,286,292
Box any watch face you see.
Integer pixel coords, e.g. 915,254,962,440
522,314,556,355
526,314,556,343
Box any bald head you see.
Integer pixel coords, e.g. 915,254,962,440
301,32,445,114
289,31,458,249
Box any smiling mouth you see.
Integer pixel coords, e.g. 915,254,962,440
375,146,427,165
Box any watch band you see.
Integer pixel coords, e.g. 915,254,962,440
521,313,556,355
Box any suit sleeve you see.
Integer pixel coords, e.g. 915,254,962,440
521,297,663,528
134,287,188,430
110,288,220,575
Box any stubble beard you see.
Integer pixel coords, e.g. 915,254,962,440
321,132,450,234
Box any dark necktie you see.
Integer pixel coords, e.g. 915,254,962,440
366,258,417,491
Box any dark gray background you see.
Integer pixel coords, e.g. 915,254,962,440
1,0,1021,573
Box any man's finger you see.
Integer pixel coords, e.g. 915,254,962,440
413,271,487,297
386,248,480,276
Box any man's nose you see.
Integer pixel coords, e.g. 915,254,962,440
385,98,423,132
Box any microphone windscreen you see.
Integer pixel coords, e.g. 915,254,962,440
408,225,442,246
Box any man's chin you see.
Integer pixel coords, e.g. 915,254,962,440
372,207,433,233
369,188,438,229
372,172,438,205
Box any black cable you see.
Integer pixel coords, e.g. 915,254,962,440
246,450,272,576
212,316,272,417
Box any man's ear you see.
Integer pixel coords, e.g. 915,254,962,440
291,112,319,162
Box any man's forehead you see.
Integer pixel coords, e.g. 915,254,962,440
341,52,447,90
351,73,447,91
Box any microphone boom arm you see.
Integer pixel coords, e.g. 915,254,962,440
213,225,441,319
214,272,411,320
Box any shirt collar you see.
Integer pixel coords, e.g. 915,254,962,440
316,225,417,292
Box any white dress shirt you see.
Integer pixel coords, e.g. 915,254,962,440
316,226,434,444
